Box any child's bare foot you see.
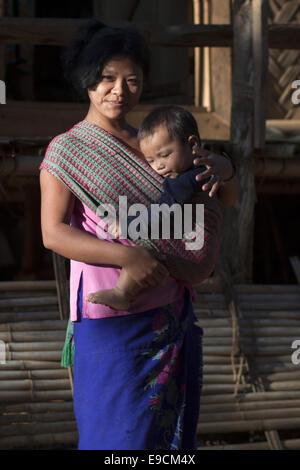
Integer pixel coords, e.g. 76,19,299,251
86,288,132,311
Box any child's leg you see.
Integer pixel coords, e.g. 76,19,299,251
85,268,141,310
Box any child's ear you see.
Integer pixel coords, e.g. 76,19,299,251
187,135,200,153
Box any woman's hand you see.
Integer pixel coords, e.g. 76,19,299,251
121,246,169,289
192,146,234,198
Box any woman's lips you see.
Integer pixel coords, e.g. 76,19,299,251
107,101,126,107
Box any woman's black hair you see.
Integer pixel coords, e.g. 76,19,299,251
137,106,201,145
61,19,150,101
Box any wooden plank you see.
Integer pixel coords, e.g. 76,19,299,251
0,101,89,138
0,18,300,49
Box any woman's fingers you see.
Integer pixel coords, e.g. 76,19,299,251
203,175,221,197
195,168,214,181
193,156,213,167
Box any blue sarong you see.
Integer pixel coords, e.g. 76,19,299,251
73,276,203,450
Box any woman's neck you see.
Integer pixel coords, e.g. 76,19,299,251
84,108,143,157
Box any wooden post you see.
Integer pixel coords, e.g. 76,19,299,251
202,0,211,111
252,0,269,149
193,0,202,106
216,0,256,282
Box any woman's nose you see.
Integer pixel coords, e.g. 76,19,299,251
112,79,127,95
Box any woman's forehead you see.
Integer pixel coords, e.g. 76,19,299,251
102,56,143,75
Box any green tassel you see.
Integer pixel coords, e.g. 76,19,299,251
61,319,75,368
61,340,75,368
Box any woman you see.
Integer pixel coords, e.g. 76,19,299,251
40,20,238,450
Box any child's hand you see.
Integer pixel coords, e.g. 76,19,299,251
192,146,234,198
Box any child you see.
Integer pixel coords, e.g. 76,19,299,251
86,105,222,310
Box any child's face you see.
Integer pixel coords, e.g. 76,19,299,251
139,124,196,179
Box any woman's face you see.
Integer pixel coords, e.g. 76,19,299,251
88,56,144,122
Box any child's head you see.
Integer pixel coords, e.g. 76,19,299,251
137,105,201,178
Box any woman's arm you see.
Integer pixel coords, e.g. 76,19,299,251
40,169,169,288
193,148,239,207
215,174,239,208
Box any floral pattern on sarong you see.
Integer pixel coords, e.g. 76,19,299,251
143,300,190,450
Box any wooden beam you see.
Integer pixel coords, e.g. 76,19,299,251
0,18,300,49
0,101,228,140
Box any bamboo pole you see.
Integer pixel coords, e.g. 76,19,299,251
0,401,74,414
0,431,77,449
199,399,300,415
0,312,59,323
0,320,67,331
197,417,300,434
0,280,56,291
6,342,64,351
0,379,70,391
0,369,68,381
197,319,300,328
0,331,66,342
202,371,300,384
198,438,300,450
0,389,72,402
200,390,300,405
0,360,61,370
203,363,298,374
0,420,77,437
4,351,61,361
0,297,58,308
199,407,300,424
0,411,75,425
203,355,292,364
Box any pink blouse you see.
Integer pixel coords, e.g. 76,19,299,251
69,197,195,321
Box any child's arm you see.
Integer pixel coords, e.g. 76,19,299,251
125,166,210,237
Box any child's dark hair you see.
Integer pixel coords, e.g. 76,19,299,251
61,19,150,101
137,106,201,145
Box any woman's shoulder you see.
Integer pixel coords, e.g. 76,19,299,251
48,122,83,149
40,122,83,172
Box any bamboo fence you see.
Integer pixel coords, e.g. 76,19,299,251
0,281,77,449
0,279,299,449
195,279,300,450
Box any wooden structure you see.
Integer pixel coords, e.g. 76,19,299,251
0,0,300,450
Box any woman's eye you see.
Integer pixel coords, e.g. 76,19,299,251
128,79,139,86
162,153,170,158
101,75,114,81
